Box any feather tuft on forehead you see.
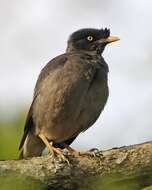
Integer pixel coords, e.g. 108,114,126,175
100,28,110,38
69,28,110,42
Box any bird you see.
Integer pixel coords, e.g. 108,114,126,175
19,28,119,161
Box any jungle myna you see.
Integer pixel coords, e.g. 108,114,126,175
19,28,119,161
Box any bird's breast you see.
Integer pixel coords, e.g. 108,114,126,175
33,54,109,142
77,67,109,132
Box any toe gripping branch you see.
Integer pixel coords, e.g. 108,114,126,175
38,134,70,164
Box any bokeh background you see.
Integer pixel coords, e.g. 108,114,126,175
0,0,152,161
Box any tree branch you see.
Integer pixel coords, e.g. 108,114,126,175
1,141,152,190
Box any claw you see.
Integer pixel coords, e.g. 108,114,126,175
63,143,99,158
38,133,70,165
79,150,96,157
52,146,70,165
62,143,80,157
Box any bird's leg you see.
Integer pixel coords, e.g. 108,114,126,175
63,143,97,157
62,143,80,157
79,150,97,157
38,134,70,164
38,133,54,155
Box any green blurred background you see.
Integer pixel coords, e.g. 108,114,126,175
0,112,25,160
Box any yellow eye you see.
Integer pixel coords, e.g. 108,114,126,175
87,36,94,41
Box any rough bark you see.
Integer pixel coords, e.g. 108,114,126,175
1,141,152,190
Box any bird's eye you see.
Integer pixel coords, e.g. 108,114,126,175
87,36,94,41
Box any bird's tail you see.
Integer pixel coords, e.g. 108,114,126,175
19,131,45,159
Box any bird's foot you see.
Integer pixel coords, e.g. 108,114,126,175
50,146,70,165
67,146,100,157
63,144,99,158
38,134,70,165
62,143,80,157
79,148,100,157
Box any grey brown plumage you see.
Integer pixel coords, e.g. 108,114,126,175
19,28,119,158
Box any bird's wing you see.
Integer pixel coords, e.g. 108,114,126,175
18,97,35,150
19,54,68,150
34,55,68,97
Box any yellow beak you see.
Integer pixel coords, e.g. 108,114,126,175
105,36,120,43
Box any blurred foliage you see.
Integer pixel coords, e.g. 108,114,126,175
0,173,44,190
82,175,152,190
143,186,152,190
0,112,26,160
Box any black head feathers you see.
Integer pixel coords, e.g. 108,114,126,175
100,28,110,38
69,28,110,42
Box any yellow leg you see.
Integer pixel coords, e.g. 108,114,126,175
39,133,54,155
63,143,96,157
63,143,80,157
38,134,70,164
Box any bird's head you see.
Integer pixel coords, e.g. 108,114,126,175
66,28,119,54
